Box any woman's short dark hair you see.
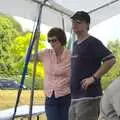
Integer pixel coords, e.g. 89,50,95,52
47,27,67,46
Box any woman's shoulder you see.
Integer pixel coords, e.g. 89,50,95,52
63,48,71,60
42,49,55,57
41,48,52,53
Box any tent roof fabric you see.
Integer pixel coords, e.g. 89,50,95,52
54,0,120,26
0,0,120,32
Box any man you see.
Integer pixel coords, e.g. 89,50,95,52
100,77,120,120
69,11,116,120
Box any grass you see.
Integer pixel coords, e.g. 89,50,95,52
0,90,46,120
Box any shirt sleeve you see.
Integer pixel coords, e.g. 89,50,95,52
101,90,120,120
91,39,115,62
109,80,120,118
111,94,120,118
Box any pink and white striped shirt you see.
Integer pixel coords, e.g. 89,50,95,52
38,48,71,98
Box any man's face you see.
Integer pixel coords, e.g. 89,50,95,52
72,19,88,33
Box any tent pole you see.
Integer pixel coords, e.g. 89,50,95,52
12,0,48,119
89,0,119,13
32,0,73,17
28,1,48,120
61,13,65,31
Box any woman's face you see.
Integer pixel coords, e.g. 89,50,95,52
48,36,62,50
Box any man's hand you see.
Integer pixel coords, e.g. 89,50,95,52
81,76,95,90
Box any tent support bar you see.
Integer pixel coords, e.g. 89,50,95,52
32,0,119,16
61,13,65,30
28,0,48,120
31,0,73,17
89,0,119,13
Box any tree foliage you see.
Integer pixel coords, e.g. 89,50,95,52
10,32,46,89
0,12,23,33
11,32,46,78
102,39,120,89
0,14,46,89
0,16,20,75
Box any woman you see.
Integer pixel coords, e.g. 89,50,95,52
31,27,71,120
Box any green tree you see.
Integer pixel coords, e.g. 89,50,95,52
11,32,46,89
11,32,46,75
0,16,20,75
0,12,23,34
102,39,120,89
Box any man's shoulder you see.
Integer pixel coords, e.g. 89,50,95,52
88,35,103,46
88,36,101,42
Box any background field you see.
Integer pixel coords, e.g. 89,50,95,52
0,90,46,120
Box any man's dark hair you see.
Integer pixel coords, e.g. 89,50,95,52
47,27,67,46
71,11,90,24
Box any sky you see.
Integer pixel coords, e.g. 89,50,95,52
14,13,120,46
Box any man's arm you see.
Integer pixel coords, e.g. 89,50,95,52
81,58,116,89
93,57,116,79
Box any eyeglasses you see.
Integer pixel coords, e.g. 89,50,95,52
48,39,57,43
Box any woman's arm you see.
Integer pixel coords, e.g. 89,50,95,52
30,51,45,62
30,53,38,61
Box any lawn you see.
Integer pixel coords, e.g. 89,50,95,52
0,90,46,120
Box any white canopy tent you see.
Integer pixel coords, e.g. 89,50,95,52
0,0,120,32
0,1,120,119
0,0,73,32
55,0,120,27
